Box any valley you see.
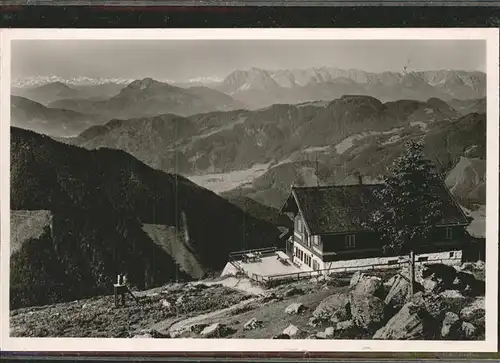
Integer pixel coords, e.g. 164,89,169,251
10,67,487,317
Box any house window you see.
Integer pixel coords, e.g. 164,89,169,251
312,235,320,246
445,227,453,240
345,234,356,249
449,252,455,258
418,256,429,262
296,218,303,233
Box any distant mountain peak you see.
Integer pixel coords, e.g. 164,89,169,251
129,77,164,88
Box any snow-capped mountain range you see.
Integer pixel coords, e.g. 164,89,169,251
12,75,224,89
13,67,484,90
12,67,485,110
216,67,485,93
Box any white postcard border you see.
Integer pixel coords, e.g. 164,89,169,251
1,28,498,353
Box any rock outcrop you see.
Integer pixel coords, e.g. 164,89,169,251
373,292,446,340
285,302,306,315
199,323,234,338
283,324,300,337
350,292,386,331
312,293,350,324
441,312,461,339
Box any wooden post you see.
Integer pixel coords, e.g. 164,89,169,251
409,250,415,297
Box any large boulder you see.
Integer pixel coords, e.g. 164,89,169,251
373,292,446,340
373,302,425,340
349,292,386,331
384,274,410,309
199,323,234,338
460,296,485,326
458,261,485,282
283,324,300,337
460,322,477,339
351,273,384,297
439,289,466,300
316,326,335,339
421,263,457,293
190,323,210,334
349,271,363,288
243,318,263,330
312,293,350,323
441,312,461,339
454,271,485,296
285,302,306,315
333,319,358,338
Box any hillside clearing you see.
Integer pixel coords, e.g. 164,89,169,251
187,163,271,194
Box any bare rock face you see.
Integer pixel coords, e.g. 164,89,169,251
441,312,461,339
312,293,351,323
285,302,306,315
349,292,386,331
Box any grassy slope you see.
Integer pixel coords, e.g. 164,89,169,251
10,127,280,308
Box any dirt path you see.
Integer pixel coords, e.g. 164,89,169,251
156,297,258,335
194,277,267,296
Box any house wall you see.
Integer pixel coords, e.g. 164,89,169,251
292,240,322,271
319,226,467,261
291,210,468,264
319,249,463,274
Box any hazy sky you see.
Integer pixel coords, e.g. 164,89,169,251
12,39,486,81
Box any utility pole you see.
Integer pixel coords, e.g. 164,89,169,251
315,154,320,187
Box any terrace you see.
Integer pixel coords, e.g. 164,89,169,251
221,247,310,280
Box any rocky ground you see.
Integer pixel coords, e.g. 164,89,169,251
10,261,485,340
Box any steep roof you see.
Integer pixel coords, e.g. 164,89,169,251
283,183,469,235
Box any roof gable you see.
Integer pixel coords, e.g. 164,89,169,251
288,183,469,235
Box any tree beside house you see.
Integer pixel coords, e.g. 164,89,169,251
279,142,472,285
365,140,445,296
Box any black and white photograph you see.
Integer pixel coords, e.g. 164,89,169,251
1,29,498,352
